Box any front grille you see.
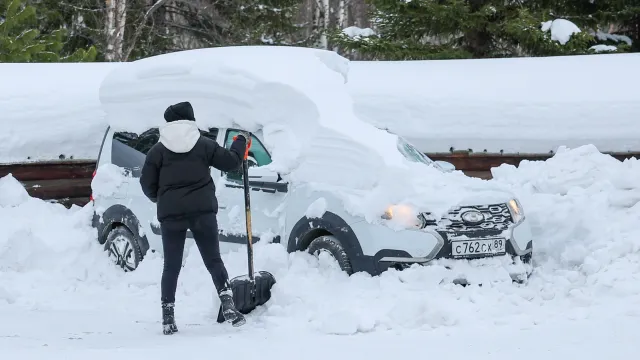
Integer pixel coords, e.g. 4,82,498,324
446,204,513,231
422,203,513,232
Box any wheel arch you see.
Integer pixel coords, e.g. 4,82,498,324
93,204,150,256
287,211,374,274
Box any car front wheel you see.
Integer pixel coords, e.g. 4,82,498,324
307,235,353,275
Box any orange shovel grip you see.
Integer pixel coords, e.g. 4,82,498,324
233,134,252,160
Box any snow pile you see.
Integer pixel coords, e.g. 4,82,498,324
490,145,640,297
0,175,99,279
91,163,128,199
0,174,30,207
541,19,581,45
0,63,120,163
98,46,515,221
1,147,640,337
347,53,640,153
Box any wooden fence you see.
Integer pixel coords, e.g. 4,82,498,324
1,151,639,207
0,160,96,208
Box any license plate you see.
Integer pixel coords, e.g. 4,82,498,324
451,238,506,257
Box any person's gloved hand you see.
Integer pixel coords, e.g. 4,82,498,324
234,131,251,142
232,131,252,160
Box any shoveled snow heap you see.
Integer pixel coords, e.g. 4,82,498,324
98,46,516,221
491,144,640,276
1,145,640,336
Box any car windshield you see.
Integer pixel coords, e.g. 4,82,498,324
396,136,443,170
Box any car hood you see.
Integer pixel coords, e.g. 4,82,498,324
452,189,516,208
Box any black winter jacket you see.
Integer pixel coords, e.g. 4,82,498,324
139,120,247,222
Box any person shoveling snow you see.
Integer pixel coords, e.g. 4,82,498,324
139,101,250,334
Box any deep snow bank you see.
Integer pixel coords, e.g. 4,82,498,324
491,145,640,276
347,54,640,153
0,63,120,163
1,145,640,335
98,46,512,220
0,174,98,306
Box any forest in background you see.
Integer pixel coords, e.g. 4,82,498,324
1,0,639,62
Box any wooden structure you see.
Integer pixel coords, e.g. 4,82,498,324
0,160,96,208
1,151,639,208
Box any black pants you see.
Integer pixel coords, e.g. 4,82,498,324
160,212,230,304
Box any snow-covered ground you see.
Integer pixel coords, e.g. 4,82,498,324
3,52,640,163
2,145,640,357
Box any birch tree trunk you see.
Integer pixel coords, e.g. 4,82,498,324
338,0,347,29
105,0,127,62
311,0,331,49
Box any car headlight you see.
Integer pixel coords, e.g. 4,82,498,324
381,204,430,229
507,199,525,224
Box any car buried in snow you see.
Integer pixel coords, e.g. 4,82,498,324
90,46,533,284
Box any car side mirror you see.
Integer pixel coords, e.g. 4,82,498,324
435,160,456,172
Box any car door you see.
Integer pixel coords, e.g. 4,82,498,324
215,128,288,253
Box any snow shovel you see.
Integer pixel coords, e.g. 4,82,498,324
216,134,276,324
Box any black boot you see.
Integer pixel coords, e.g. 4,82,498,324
219,288,246,327
162,302,178,335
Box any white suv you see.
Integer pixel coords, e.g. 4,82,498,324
91,124,533,283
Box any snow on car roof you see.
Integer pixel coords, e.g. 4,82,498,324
99,46,348,132
98,46,405,177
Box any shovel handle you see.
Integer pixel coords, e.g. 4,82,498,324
238,139,255,282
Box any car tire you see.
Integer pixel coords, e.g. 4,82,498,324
511,252,534,284
307,235,353,275
104,226,143,272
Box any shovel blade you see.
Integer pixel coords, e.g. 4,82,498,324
216,270,276,323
